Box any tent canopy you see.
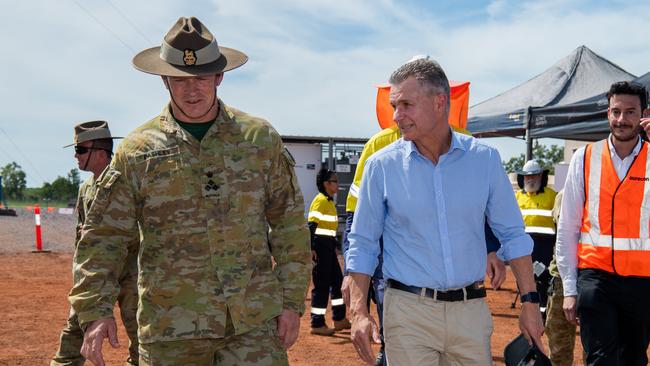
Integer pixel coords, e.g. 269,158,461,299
529,71,650,141
467,45,636,138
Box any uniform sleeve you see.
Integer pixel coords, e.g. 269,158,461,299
69,151,140,327
74,184,86,244
265,143,311,315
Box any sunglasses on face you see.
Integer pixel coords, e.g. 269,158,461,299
75,146,108,155
327,180,339,183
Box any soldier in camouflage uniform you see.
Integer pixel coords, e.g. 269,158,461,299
52,121,139,366
545,190,577,366
69,17,311,366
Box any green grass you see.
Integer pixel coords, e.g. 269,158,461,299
4,199,72,209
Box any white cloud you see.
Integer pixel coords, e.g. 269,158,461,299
2,0,650,186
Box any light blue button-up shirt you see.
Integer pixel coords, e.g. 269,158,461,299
346,132,532,290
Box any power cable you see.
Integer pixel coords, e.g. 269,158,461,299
105,0,155,45
69,0,137,53
0,128,47,184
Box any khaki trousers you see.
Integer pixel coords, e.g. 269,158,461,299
383,286,493,366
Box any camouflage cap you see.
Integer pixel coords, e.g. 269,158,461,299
133,17,248,77
63,120,122,148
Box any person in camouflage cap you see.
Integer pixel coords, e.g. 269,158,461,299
52,121,139,366
69,17,311,366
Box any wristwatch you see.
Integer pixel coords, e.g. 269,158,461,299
520,292,540,304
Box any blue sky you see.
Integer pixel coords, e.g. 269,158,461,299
2,0,650,186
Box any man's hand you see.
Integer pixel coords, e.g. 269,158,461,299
519,303,546,353
311,250,318,262
81,318,119,366
486,252,506,289
341,275,351,307
563,295,579,325
350,313,381,365
276,309,300,349
640,117,650,136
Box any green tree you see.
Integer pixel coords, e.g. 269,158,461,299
1,162,27,199
503,142,564,174
67,169,81,196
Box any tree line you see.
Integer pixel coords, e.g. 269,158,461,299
1,162,80,203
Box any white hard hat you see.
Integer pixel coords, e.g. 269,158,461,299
518,160,544,176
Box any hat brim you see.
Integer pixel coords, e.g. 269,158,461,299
133,46,248,77
63,136,123,148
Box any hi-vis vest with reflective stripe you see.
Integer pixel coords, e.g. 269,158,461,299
309,192,338,237
345,125,468,212
579,139,650,277
515,188,557,235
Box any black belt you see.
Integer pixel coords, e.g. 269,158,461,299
387,279,486,302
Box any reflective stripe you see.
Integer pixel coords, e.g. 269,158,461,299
311,307,327,315
587,141,604,234
349,183,360,198
331,298,344,306
308,211,338,222
315,228,337,237
580,231,650,251
525,226,556,235
640,147,650,240
35,214,41,226
520,209,553,217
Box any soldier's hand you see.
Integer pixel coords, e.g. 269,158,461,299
341,275,351,307
563,295,579,325
486,252,506,289
276,309,300,349
519,302,546,354
81,318,119,366
350,312,380,365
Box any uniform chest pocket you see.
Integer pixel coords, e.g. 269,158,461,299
138,147,187,197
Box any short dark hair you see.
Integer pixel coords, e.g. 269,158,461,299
316,167,336,195
91,138,114,158
607,81,648,110
388,58,450,112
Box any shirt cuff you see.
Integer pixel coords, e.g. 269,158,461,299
498,235,533,262
562,278,577,296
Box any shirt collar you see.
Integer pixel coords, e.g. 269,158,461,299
403,129,467,159
607,134,642,160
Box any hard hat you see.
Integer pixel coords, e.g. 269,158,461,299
518,160,544,176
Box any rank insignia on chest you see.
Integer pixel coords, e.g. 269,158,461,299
183,49,197,66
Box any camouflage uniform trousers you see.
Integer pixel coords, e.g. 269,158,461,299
51,255,139,366
545,276,577,366
138,318,288,366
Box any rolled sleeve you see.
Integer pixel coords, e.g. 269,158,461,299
346,158,384,276
485,149,533,261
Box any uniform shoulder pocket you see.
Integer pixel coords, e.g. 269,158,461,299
86,169,123,225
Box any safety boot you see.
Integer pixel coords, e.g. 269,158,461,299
333,318,351,331
310,325,335,336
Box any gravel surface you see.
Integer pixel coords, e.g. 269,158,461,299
0,208,76,253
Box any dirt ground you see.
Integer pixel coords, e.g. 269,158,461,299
0,252,588,366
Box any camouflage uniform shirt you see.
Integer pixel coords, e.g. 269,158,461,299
70,101,311,344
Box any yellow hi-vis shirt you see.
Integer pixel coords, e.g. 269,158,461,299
515,187,558,235
345,125,470,212
308,192,338,237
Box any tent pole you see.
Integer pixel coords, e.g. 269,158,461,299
525,107,533,161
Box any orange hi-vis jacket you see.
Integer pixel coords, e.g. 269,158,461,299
579,139,650,277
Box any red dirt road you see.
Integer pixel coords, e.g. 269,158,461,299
0,253,585,365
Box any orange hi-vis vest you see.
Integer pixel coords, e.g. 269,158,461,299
579,139,650,277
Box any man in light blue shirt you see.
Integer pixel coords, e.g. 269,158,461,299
346,57,545,366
